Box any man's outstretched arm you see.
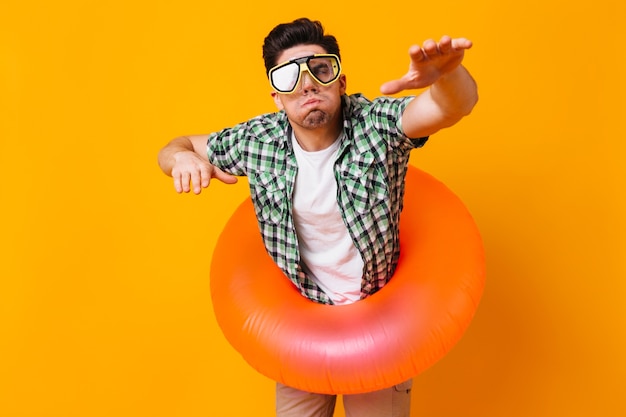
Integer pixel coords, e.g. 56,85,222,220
381,36,478,139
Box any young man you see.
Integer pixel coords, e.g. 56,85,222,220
158,17,477,417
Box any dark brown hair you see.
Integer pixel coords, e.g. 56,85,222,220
262,18,341,75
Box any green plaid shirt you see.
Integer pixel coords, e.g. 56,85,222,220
207,93,427,304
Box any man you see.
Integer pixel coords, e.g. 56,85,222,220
158,17,477,417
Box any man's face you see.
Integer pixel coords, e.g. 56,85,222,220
271,45,346,131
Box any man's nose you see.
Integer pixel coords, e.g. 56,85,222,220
299,70,318,92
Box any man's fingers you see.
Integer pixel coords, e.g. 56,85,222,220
172,168,202,194
189,170,203,194
200,165,211,188
172,172,191,193
408,45,426,62
450,37,472,50
173,172,183,193
213,166,238,184
380,79,404,95
412,37,471,60
438,36,453,54
422,39,439,58
191,164,217,194
171,163,236,196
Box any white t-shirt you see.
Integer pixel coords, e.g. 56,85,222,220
291,133,364,305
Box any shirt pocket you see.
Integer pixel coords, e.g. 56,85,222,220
248,171,287,224
340,154,388,214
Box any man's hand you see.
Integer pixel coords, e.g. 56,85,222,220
170,150,238,194
380,36,473,94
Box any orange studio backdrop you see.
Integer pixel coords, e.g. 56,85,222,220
1,1,625,417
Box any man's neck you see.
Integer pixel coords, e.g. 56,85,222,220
291,122,343,152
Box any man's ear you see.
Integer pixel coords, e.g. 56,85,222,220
271,91,284,110
338,74,347,95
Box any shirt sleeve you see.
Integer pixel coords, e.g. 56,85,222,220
206,125,248,176
410,136,429,148
370,95,429,150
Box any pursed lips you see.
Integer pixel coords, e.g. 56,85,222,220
302,97,321,107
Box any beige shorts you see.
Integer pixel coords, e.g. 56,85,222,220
276,379,413,417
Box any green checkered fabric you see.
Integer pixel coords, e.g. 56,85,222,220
207,93,427,304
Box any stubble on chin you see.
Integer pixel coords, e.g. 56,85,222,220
301,109,329,129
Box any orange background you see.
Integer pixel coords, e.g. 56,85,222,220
1,1,625,416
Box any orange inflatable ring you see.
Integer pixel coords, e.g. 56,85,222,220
210,166,485,394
